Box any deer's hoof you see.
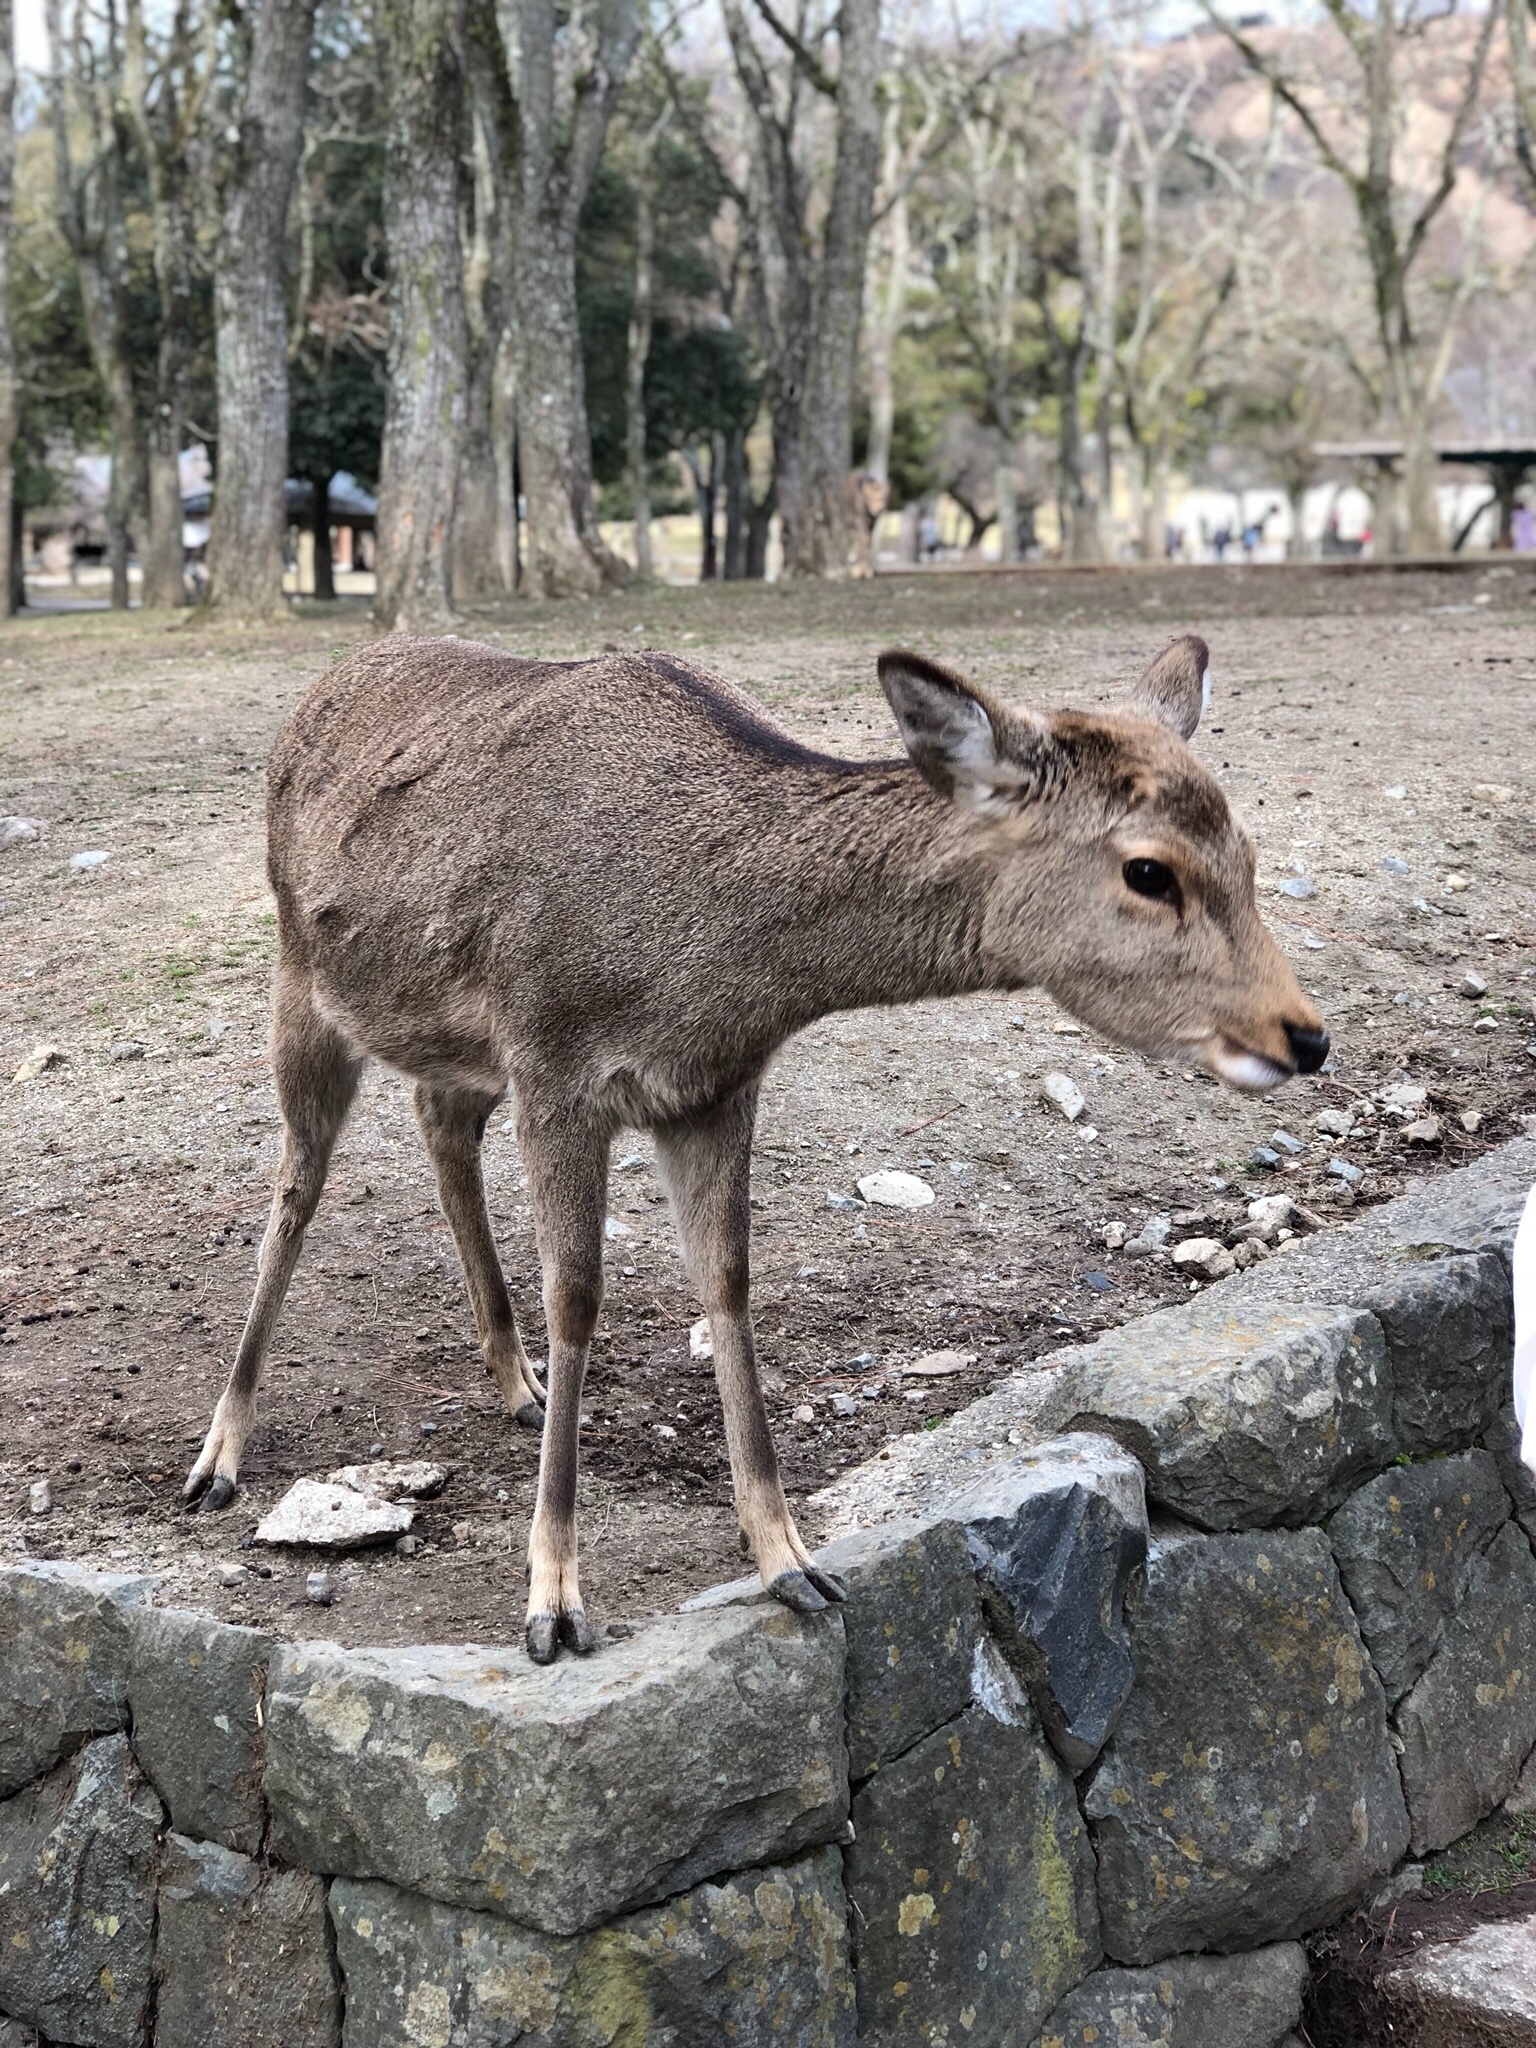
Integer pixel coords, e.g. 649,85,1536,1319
558,1608,597,1655
198,1476,238,1513
513,1399,544,1432
768,1566,848,1614
526,1614,559,1664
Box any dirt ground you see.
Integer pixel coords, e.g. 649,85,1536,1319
3,559,1534,1649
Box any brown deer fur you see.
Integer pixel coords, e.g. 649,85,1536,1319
184,630,1327,1662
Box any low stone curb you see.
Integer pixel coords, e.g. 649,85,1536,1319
2,1134,1533,2046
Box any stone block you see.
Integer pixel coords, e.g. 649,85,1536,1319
1063,1298,1392,1531
0,1733,161,2048
1372,1137,1536,1267
1034,1943,1309,2048
812,1518,980,1782
1381,1909,1536,2047
1084,1527,1408,1963
1329,1450,1511,1704
845,1647,1100,2045
128,1606,272,1854
0,2023,34,2048
1395,1520,1536,1854
0,1561,158,1797
330,1847,855,2048
1361,1254,1511,1456
944,1433,1148,1771
267,1602,847,1935
154,1833,341,2048
1486,1406,1536,1541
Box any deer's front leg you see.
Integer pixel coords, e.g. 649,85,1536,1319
656,1090,845,1615
518,1102,609,1664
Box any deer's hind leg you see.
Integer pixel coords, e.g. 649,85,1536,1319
413,1083,544,1427
184,964,362,1511
655,1088,845,1614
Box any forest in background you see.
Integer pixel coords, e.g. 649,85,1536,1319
0,0,1532,626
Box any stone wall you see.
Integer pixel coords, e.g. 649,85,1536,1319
3,1136,1533,2048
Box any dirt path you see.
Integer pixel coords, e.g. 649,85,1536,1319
2,560,1533,1646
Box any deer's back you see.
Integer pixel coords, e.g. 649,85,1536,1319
264,635,875,1093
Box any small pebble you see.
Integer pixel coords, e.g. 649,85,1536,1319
1380,856,1411,877
689,1317,713,1361
1328,1159,1364,1186
1460,1109,1482,1133
305,1571,335,1606
69,849,110,870
606,1620,635,1640
1270,1129,1304,1156
1444,873,1471,893
791,1404,815,1424
1403,1116,1441,1144
28,1479,51,1515
1473,1016,1498,1034
1459,970,1489,999
420,1421,438,1437
1250,1145,1281,1169
829,1393,859,1418
1101,1221,1127,1250
1278,876,1317,898
1082,1270,1115,1292
396,1534,423,1556
1171,1237,1236,1281
1315,1108,1353,1137
849,1351,878,1371
108,1040,146,1063
1039,1072,1086,1122
1384,786,1406,801
218,1563,251,1588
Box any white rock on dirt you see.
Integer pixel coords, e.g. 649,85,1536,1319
1246,1194,1323,1242
27,1481,51,1516
856,1169,935,1209
1379,1082,1428,1115
254,1480,414,1549
1403,1116,1442,1144
1170,1237,1236,1281
1124,1214,1172,1258
898,1350,976,1379
327,1461,446,1500
689,1318,713,1361
1101,1222,1128,1250
1315,1108,1354,1137
1460,970,1490,998
829,1393,859,1417
11,1044,64,1083
0,815,41,845
1461,1110,1483,1134
69,849,109,870
1039,1072,1086,1122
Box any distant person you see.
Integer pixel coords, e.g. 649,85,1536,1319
920,507,940,559
1164,522,1183,560
1212,522,1231,561
1241,521,1261,561
1513,504,1536,553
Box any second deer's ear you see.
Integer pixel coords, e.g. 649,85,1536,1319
1131,634,1210,739
878,650,1054,810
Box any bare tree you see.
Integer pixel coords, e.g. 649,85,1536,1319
205,0,319,617
121,0,207,608
0,0,16,614
373,0,469,628
46,0,145,609
1510,0,1536,192
625,102,669,581
488,0,638,599
1203,0,1497,555
453,2,514,600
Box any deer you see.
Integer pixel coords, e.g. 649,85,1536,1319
184,630,1328,1663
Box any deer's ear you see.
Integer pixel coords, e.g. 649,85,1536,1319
1131,634,1211,739
878,650,1052,809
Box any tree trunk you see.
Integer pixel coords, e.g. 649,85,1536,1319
788,0,883,577
206,0,317,617
493,334,518,590
1057,337,1096,562
626,138,657,582
453,42,511,601
0,0,16,618
864,87,910,494
512,219,623,598
144,438,184,606
374,0,469,631
723,427,747,580
309,474,334,599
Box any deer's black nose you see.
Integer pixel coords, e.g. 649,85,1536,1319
1285,1022,1330,1074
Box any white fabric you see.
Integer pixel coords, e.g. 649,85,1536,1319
1514,1184,1536,1477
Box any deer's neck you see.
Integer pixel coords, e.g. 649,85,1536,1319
748,761,1007,1028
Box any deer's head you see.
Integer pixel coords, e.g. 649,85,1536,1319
878,634,1327,1092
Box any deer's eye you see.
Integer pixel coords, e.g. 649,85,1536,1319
1123,857,1178,903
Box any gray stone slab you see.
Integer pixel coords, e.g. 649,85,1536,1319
845,1646,1101,2046
1062,1298,1392,1531
1371,1137,1536,1266
330,1847,856,2048
1034,1943,1309,2048
1241,1232,1512,1455
0,2022,34,2047
1395,1520,1536,1855
127,1605,272,1854
0,1561,158,1797
1486,1406,1536,1541
0,1733,161,2048
812,1517,980,1782
945,1433,1148,1771
267,1602,847,1935
154,1833,341,2048
1084,1527,1408,1963
1329,1450,1511,1704
1382,1909,1536,2045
